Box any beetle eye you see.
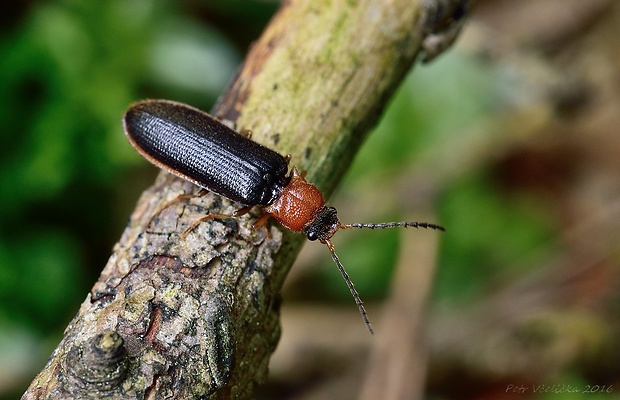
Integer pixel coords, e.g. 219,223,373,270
307,231,318,241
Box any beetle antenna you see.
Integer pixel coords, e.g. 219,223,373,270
341,221,445,231
323,239,374,334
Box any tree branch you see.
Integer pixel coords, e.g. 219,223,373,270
24,0,466,398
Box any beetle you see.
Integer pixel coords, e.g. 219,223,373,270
123,99,445,334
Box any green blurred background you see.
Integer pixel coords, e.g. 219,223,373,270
2,1,619,399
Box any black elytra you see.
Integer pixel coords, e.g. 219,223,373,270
123,99,290,206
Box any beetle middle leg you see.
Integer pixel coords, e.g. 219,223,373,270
180,205,255,240
147,188,210,229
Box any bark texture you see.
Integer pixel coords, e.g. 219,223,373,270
24,0,466,398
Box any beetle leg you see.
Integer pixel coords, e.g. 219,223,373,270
234,205,254,216
252,213,271,229
180,213,239,240
180,205,261,240
148,189,210,228
252,213,273,239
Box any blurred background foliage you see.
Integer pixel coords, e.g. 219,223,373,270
1,0,620,399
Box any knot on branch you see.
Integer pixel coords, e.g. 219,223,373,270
62,331,129,395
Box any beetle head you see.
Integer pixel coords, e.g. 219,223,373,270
304,206,340,242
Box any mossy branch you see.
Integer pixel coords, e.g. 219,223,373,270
23,0,466,398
